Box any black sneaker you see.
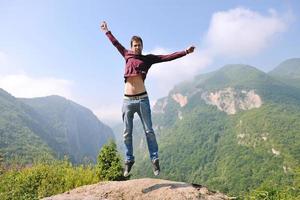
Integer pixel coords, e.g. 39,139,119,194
152,159,160,176
124,160,135,177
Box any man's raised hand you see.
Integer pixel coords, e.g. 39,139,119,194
100,21,108,33
186,46,195,54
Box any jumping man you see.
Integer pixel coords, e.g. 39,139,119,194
100,21,195,177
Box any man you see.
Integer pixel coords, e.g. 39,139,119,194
100,21,195,177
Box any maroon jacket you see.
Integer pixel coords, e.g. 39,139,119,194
105,31,187,82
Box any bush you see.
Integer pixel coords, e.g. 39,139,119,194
0,160,99,200
96,140,124,181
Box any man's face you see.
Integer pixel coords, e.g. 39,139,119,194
131,40,143,55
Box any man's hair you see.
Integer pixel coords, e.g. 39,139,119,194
130,36,143,47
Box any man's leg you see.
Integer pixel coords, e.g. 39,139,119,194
122,100,135,177
138,97,160,175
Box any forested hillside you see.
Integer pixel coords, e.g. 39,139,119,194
0,90,114,165
114,59,300,197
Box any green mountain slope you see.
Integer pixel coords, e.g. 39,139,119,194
119,62,300,196
269,58,300,89
21,95,114,163
0,89,114,165
0,89,54,165
178,64,300,105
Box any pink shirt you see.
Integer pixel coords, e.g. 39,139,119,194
105,31,187,82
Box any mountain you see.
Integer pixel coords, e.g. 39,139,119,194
269,58,300,89
116,61,300,196
0,89,114,165
20,95,115,163
0,89,55,165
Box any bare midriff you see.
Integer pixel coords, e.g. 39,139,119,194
124,75,146,95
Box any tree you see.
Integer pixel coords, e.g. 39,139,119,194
96,140,124,181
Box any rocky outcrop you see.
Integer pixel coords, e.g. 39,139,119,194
42,178,230,200
172,93,188,107
153,98,168,114
272,148,280,156
201,87,262,115
153,88,262,116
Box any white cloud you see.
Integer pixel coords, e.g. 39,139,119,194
205,7,288,57
0,73,73,98
145,7,290,99
147,47,212,96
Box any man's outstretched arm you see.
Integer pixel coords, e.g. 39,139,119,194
100,21,127,57
150,46,195,64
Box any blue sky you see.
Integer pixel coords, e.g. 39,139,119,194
0,0,299,125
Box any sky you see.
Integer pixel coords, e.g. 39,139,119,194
0,0,299,126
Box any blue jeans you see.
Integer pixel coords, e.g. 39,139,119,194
122,96,158,162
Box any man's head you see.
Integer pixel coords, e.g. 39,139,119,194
131,36,143,55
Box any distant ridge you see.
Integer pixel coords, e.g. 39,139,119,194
0,89,114,164
269,57,300,89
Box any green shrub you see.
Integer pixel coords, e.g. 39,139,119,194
0,160,99,200
96,140,124,181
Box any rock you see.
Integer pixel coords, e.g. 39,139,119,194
42,178,230,200
201,87,262,115
172,93,188,107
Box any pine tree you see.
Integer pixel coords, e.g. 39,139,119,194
96,140,124,181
